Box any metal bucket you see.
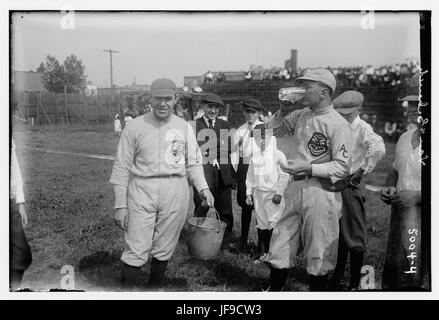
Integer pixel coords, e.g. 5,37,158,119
186,208,227,260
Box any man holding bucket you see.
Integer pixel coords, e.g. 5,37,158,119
110,78,214,290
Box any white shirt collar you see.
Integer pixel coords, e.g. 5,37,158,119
203,115,216,127
350,115,361,129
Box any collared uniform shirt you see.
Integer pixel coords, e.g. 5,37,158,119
230,119,264,171
267,105,352,183
110,113,209,206
10,139,25,204
349,115,386,175
393,128,421,192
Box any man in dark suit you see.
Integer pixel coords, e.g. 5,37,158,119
193,93,236,241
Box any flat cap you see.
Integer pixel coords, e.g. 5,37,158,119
399,73,420,102
201,93,224,107
296,68,337,94
241,98,266,112
151,78,177,97
333,90,364,114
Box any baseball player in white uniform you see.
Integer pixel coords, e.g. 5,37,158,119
330,90,386,290
266,69,352,291
110,78,214,290
245,124,290,261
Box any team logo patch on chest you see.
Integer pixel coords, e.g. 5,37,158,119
170,138,185,163
307,132,328,157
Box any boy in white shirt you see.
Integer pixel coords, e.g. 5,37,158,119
114,114,122,136
245,124,290,261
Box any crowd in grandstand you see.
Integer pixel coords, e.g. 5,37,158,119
204,59,419,90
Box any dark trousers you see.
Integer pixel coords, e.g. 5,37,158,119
383,204,429,290
333,185,366,288
193,167,233,233
10,199,32,289
236,159,253,242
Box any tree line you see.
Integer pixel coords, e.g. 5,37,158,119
36,54,87,94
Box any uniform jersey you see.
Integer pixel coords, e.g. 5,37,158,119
110,112,208,192
349,115,386,175
267,105,352,183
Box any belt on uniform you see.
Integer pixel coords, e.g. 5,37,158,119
292,174,310,181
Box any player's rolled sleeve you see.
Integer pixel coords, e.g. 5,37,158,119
245,160,255,196
361,127,386,174
110,126,135,187
312,124,352,183
185,123,209,192
266,110,299,136
273,152,290,195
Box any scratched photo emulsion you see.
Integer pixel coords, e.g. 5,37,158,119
9,11,430,292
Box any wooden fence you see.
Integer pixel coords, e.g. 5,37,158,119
13,91,125,126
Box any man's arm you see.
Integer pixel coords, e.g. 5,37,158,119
311,124,352,183
266,107,301,137
185,122,210,193
110,126,136,209
273,151,290,195
360,126,386,174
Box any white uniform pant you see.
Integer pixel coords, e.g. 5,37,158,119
253,189,285,230
266,177,342,276
121,175,189,267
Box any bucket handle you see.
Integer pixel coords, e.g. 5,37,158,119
206,207,223,233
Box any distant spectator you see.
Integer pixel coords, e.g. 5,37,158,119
205,71,214,84
279,69,290,80
114,114,122,136
360,113,370,123
245,71,252,81
384,121,397,143
192,86,203,93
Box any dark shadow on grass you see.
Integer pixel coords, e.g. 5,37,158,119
209,260,268,291
76,250,122,291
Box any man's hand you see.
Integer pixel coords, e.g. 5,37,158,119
115,208,129,230
389,190,421,208
380,186,397,205
350,168,364,189
17,203,28,228
246,195,253,206
272,194,282,204
278,102,298,116
319,178,348,192
280,160,312,176
200,189,215,207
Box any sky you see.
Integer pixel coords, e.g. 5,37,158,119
11,11,421,87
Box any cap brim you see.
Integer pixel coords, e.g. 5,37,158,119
335,106,359,114
398,95,418,102
296,75,335,93
201,100,223,107
151,89,175,97
295,75,314,83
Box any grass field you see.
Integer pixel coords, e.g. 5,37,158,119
12,120,396,292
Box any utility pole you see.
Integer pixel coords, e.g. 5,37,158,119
103,49,120,89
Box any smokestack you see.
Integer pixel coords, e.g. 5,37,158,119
290,49,297,75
